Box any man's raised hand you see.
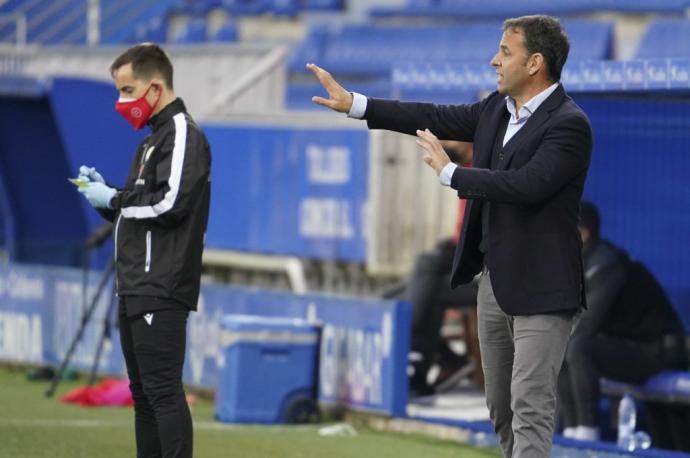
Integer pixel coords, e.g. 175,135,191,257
416,129,451,176
307,63,353,113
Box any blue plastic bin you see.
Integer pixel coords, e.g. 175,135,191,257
215,315,320,424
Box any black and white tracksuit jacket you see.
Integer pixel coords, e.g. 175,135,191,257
99,98,211,313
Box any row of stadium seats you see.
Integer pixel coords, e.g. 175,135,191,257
391,59,690,93
132,16,240,44
371,0,690,18
0,0,172,45
289,20,615,77
285,18,690,109
0,0,343,46
0,0,87,45
286,19,613,108
170,0,344,16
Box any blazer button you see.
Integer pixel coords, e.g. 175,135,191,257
499,153,505,161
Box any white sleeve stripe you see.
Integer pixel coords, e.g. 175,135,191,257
121,113,188,219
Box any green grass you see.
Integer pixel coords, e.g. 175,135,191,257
0,367,500,457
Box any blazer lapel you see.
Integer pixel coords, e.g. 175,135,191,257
498,84,566,171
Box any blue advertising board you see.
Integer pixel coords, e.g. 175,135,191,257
393,58,690,95
0,263,410,416
203,125,369,261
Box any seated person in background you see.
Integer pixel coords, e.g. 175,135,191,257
384,140,477,396
558,201,686,441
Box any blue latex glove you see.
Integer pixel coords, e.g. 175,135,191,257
78,165,106,184
78,182,117,209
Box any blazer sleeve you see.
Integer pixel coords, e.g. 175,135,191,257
363,94,495,141
450,113,592,205
113,121,210,228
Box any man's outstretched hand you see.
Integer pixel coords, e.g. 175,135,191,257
416,129,451,176
307,63,353,113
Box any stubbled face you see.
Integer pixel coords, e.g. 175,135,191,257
490,28,531,98
112,63,160,105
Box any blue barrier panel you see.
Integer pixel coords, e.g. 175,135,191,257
203,124,369,260
0,91,86,266
0,263,122,371
0,263,411,416
0,167,13,257
575,95,690,329
602,60,625,91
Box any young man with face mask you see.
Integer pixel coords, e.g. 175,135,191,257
76,43,211,458
308,15,592,458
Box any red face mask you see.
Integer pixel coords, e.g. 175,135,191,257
115,84,161,130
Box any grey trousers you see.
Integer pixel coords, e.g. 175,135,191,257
478,270,574,458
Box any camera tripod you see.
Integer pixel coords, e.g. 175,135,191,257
46,226,118,398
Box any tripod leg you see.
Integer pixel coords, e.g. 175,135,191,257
88,284,117,386
46,260,115,397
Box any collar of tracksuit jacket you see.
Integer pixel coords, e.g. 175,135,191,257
148,97,187,131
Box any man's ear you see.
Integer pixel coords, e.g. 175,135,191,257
150,79,165,95
528,53,544,76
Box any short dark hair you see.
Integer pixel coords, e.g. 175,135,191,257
503,15,570,82
110,43,174,89
579,201,600,239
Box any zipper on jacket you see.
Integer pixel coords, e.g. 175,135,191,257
145,230,152,272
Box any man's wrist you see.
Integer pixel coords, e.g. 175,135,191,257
439,163,458,187
347,92,367,119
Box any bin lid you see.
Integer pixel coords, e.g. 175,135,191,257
220,315,319,347
220,314,318,333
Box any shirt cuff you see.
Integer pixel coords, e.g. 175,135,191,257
347,92,367,119
440,163,458,187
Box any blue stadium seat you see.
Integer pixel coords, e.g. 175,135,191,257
564,20,614,61
221,0,342,15
602,371,690,403
636,19,690,59
172,18,208,44
212,22,239,42
320,24,503,77
129,16,168,44
291,20,613,78
170,0,222,15
302,0,344,11
221,0,269,15
288,23,331,72
371,0,690,19
269,0,300,16
593,0,689,13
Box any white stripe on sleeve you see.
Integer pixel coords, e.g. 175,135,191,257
121,113,187,219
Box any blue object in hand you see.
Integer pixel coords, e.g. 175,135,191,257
78,182,116,209
78,165,106,184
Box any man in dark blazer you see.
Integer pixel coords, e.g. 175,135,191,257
308,14,592,458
